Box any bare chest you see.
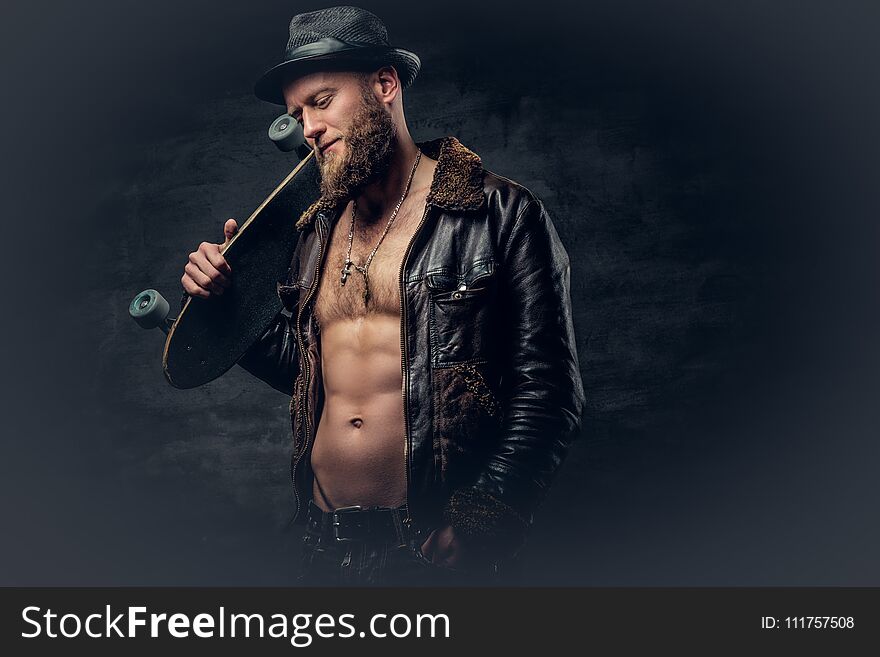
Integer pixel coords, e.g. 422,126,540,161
314,196,427,327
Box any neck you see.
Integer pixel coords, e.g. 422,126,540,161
353,129,422,223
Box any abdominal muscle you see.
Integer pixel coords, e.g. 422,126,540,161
310,314,407,511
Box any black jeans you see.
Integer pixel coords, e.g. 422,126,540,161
295,502,483,586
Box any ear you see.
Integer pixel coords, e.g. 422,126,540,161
372,66,401,106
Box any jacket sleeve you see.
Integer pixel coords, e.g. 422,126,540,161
177,287,299,396
236,310,301,396
443,198,585,554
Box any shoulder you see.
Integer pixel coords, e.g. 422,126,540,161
482,169,540,212
480,169,549,242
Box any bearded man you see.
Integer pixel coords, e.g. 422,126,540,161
181,6,584,585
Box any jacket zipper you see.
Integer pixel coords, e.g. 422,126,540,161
399,204,432,530
292,203,429,525
291,213,329,521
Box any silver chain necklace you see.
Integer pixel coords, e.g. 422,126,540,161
340,149,422,305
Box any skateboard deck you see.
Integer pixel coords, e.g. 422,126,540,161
162,152,320,389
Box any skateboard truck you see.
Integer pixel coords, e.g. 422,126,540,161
129,289,175,335
268,114,313,160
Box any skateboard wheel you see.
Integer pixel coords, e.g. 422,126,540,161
268,114,304,152
129,289,170,330
268,114,312,160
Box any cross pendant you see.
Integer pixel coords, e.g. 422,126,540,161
340,260,352,286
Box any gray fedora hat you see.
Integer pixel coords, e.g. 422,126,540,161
254,6,421,105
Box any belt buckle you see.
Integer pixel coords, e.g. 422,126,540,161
332,505,364,542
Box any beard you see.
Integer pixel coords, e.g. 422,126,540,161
316,87,397,203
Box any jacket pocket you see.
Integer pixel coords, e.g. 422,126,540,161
427,260,496,367
432,362,503,488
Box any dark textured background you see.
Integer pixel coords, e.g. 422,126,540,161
2,0,878,585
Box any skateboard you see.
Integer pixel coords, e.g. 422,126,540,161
129,115,319,388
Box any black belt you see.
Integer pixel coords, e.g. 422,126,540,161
306,500,413,544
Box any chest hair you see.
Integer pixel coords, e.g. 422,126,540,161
313,200,426,327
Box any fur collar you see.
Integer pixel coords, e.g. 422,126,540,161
295,136,485,231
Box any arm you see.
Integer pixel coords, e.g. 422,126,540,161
179,218,301,396
236,310,300,396
442,198,585,556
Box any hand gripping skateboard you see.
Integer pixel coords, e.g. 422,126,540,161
129,115,319,388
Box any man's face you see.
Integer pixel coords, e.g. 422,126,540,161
282,70,396,201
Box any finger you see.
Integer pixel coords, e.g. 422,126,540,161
437,538,464,568
223,218,239,242
431,543,451,565
181,273,210,299
191,247,230,287
433,527,457,564
441,553,461,568
184,261,220,295
203,245,232,279
419,530,438,559
185,260,225,296
433,544,453,564
439,526,456,549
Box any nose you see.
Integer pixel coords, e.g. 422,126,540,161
300,108,325,145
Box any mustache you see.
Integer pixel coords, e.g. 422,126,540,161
316,135,342,154
316,86,397,202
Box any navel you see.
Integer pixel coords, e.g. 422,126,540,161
350,417,364,429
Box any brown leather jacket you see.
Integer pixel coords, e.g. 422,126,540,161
239,137,584,554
